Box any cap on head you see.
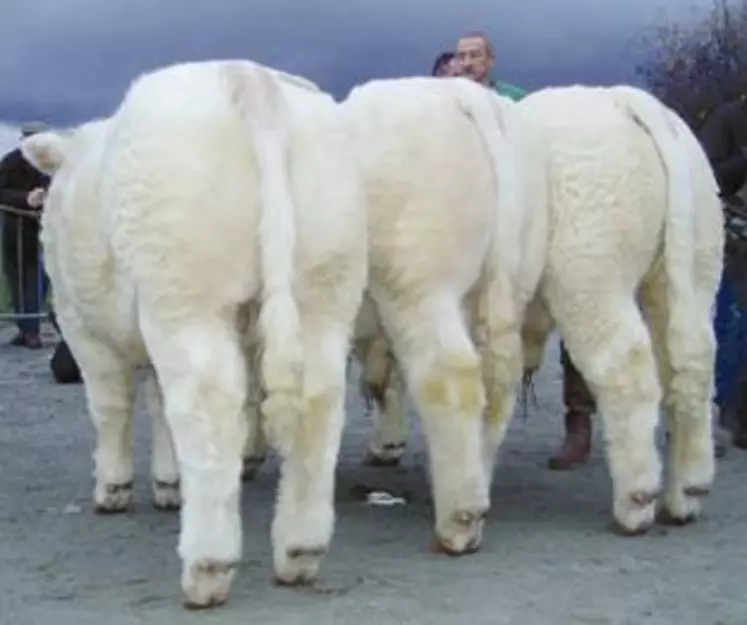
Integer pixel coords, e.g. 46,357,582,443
21,121,49,137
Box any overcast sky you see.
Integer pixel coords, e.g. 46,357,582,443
0,0,714,131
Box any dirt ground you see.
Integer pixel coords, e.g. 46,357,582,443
1,322,745,625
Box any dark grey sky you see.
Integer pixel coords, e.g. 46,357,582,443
0,0,711,126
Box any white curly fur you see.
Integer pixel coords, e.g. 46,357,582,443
356,83,724,536
341,76,542,553
22,59,367,608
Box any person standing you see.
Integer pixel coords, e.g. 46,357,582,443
546,345,595,469
432,51,460,77
699,96,747,198
455,31,526,101
0,122,51,349
455,30,595,469
699,96,747,450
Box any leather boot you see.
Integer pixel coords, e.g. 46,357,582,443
548,409,593,470
548,342,594,470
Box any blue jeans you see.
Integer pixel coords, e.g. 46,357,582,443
713,272,747,415
2,248,49,336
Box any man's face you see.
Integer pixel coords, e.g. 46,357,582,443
457,36,493,84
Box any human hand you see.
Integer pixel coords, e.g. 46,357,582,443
27,187,47,208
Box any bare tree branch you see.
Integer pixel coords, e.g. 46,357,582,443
634,0,747,129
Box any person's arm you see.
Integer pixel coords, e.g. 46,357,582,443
0,152,35,211
700,107,747,196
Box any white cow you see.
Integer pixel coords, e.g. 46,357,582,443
339,76,546,554
22,59,367,608
517,85,723,532
361,83,724,535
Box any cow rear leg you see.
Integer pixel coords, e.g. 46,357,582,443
549,293,662,535
364,371,408,466
242,403,268,481
520,293,555,373
68,330,137,513
660,323,716,524
357,337,408,466
639,269,715,525
380,295,488,555
479,316,523,487
237,308,269,481
140,313,247,610
143,371,181,511
241,353,268,481
473,273,527,487
269,321,348,586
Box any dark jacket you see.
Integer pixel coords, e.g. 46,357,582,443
699,99,747,197
0,147,50,261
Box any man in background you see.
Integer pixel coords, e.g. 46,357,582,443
699,96,747,450
432,51,460,77
454,30,595,469
455,31,526,101
699,96,747,198
0,121,51,349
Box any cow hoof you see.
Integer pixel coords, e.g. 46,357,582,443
430,534,481,556
657,487,707,527
93,481,134,514
610,519,653,537
241,457,265,482
364,442,406,467
656,507,697,527
431,508,487,556
182,560,237,610
611,492,657,536
274,546,326,587
629,489,659,507
183,596,228,611
152,480,181,511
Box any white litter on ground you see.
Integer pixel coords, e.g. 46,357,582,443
365,491,407,506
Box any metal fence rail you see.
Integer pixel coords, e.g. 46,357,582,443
0,203,51,326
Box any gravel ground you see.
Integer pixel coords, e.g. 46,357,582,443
0,322,745,625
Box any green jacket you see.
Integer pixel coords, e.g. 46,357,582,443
490,80,527,102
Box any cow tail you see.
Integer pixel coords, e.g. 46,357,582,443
609,85,696,368
224,61,304,440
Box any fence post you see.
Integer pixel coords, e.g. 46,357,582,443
0,203,51,329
